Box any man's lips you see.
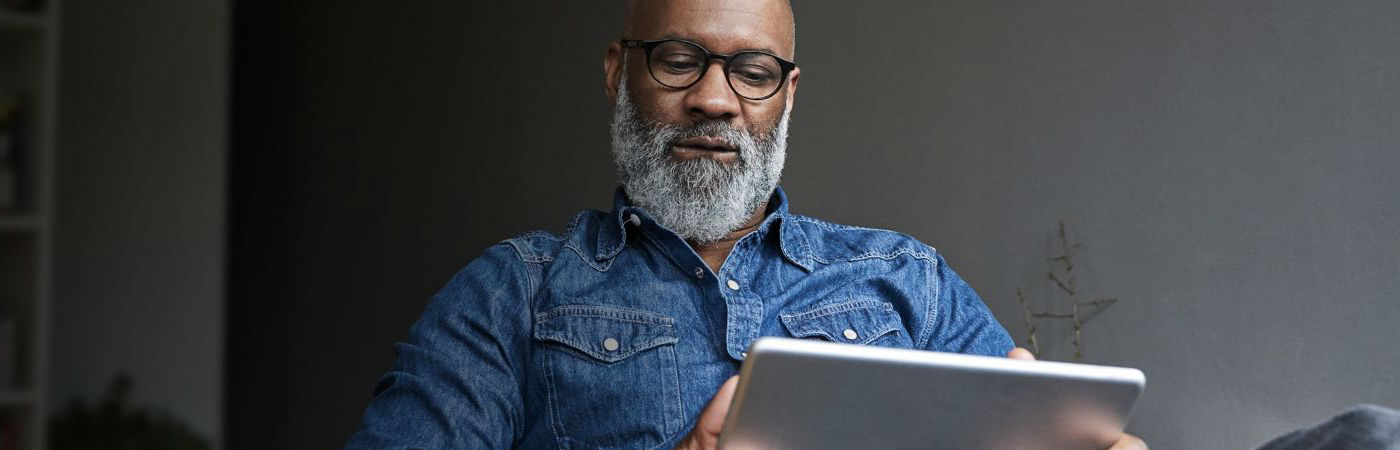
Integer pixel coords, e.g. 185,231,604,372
672,136,737,153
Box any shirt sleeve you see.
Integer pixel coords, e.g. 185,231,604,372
921,253,1015,357
345,244,534,449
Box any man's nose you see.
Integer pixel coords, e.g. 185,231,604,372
682,61,741,122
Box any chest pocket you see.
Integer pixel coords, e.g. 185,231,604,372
532,305,682,450
779,299,914,348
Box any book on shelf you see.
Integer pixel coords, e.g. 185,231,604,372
0,94,24,214
0,316,14,391
0,0,44,13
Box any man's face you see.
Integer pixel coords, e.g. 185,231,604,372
606,0,800,244
618,0,797,152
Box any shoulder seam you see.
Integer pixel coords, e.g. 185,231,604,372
916,253,940,349
791,214,940,264
500,211,598,264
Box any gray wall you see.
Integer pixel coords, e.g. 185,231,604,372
53,0,228,442
230,1,1400,449
787,2,1400,449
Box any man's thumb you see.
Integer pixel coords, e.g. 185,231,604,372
696,376,740,437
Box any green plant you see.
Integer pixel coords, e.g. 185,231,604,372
1015,220,1119,361
48,373,210,450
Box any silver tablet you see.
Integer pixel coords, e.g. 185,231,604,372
718,337,1145,450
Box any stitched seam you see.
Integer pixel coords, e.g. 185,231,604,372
561,210,589,237
520,261,542,312
858,325,902,344
505,255,539,446
779,300,891,321
785,322,901,344
788,215,941,264
561,241,607,271
535,306,676,324
504,238,554,264
536,335,678,363
917,256,939,349
666,344,683,440
504,219,574,263
535,314,674,325
541,352,566,450
512,230,560,241
845,248,935,262
648,349,687,450
510,210,604,268
595,210,627,261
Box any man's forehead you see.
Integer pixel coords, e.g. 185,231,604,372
624,0,795,58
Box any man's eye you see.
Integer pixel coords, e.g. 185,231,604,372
659,58,702,73
731,66,776,85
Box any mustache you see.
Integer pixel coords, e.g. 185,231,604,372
649,119,761,158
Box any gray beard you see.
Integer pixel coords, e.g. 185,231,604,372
609,72,790,245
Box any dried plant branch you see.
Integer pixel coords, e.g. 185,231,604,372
1015,220,1121,362
1071,296,1084,360
1047,272,1075,296
1081,298,1118,308
1015,288,1041,357
1032,313,1075,319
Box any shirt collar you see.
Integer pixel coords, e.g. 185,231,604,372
596,186,814,272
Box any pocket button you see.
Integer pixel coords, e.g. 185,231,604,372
603,337,620,351
843,328,859,340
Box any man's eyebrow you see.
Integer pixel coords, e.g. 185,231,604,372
659,33,781,56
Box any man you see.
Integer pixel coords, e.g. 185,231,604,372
345,1,1397,449
343,0,1145,448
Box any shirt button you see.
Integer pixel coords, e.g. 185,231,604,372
843,328,859,340
694,267,704,279
627,213,641,227
740,352,748,359
727,279,740,290
603,338,620,351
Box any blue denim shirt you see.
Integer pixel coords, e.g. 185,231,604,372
346,187,1013,450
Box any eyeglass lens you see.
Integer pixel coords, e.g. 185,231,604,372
648,40,785,100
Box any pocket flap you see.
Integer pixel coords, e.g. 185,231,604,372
533,305,678,364
780,300,902,346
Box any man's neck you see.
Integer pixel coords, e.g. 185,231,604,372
689,201,769,274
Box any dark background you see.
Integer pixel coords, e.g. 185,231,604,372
37,1,1400,449
227,2,621,448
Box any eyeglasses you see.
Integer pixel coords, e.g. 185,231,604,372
620,38,797,101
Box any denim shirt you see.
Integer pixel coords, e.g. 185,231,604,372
345,187,1013,450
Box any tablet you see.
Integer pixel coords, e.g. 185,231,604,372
717,337,1145,450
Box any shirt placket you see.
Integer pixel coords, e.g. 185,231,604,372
719,231,765,361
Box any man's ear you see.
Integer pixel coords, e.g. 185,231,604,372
603,42,624,102
783,66,801,116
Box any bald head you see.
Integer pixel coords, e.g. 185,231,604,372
621,0,796,59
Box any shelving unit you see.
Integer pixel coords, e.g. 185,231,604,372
0,3,57,450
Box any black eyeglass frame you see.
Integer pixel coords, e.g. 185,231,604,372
620,38,797,101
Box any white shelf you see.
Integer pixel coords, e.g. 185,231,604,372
0,3,54,450
0,215,42,232
0,390,36,407
0,10,50,32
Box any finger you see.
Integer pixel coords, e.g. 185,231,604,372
696,376,740,438
1007,347,1036,361
1107,432,1149,450
676,376,740,450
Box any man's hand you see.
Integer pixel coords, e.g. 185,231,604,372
1005,348,1149,450
675,375,739,450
